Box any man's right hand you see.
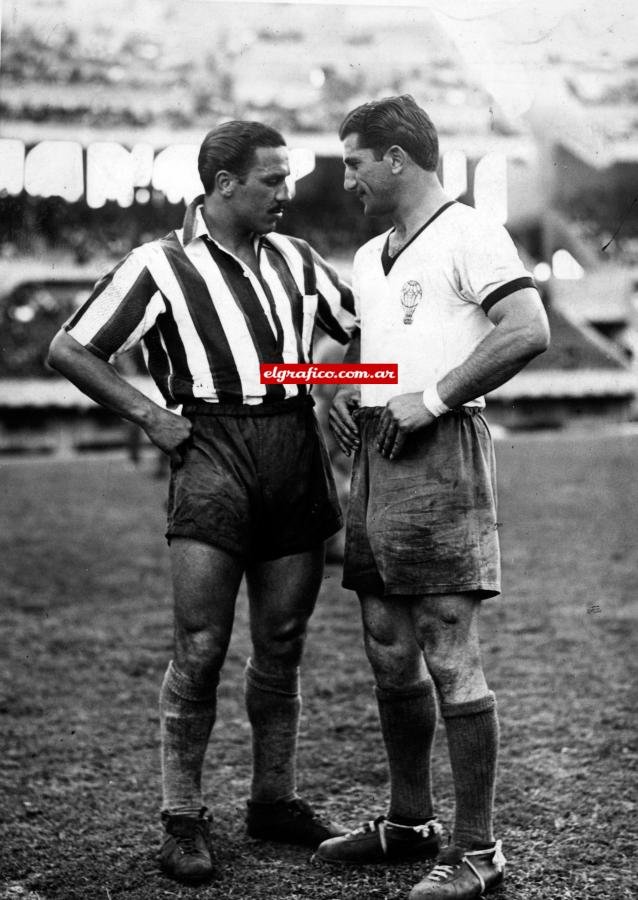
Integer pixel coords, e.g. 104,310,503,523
47,331,193,467
329,386,361,456
144,408,193,467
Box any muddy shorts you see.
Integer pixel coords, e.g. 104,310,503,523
342,406,500,598
166,396,342,561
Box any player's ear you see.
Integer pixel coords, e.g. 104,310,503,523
215,169,237,198
385,145,407,175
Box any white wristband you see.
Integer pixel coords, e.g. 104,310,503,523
422,384,450,418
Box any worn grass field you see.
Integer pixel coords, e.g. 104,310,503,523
1,426,636,899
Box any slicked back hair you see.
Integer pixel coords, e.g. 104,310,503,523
339,95,439,172
198,121,287,194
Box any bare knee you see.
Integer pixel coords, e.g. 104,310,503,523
252,614,309,673
424,643,483,700
362,615,425,689
175,626,228,684
170,539,242,683
413,595,486,701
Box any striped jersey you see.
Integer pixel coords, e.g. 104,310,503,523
64,197,356,406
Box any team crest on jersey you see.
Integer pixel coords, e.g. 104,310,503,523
400,280,422,324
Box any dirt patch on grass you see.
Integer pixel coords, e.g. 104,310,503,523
1,430,636,899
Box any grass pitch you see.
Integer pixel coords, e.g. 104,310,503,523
0,427,636,899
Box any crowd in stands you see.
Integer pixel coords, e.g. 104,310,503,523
0,14,492,137
565,195,638,267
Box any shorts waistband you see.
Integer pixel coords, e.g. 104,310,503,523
182,395,315,418
354,404,483,421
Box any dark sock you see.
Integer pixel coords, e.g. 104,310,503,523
376,680,438,822
390,814,433,827
159,660,218,816
471,839,497,851
245,658,300,803
441,691,499,849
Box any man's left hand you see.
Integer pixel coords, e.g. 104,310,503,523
376,392,435,459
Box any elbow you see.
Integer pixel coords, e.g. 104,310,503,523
47,331,66,373
531,326,551,358
524,313,551,360
47,330,79,375
537,317,551,355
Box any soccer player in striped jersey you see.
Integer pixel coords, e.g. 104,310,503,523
48,121,356,886
319,96,550,900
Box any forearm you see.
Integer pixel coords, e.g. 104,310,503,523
436,304,549,408
48,331,160,428
328,330,362,455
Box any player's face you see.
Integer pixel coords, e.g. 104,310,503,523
231,146,291,234
342,133,394,216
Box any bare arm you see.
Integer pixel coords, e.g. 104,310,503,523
328,329,361,456
48,330,192,463
376,289,550,459
437,288,550,406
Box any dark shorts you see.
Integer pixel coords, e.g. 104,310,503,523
166,396,342,561
342,406,501,599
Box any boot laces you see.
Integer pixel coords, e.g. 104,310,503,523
170,818,208,856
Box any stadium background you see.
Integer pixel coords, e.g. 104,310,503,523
3,0,638,452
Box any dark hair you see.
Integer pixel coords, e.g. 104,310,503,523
198,121,286,193
339,95,439,171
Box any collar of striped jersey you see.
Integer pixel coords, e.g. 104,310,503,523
182,195,210,245
181,195,269,256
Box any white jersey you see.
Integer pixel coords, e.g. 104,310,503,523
353,200,535,408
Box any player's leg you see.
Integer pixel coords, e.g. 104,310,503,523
243,547,344,847
345,409,439,825
408,592,504,900
319,408,441,863
360,591,438,822
316,591,441,864
413,592,496,846
159,538,243,884
245,547,322,805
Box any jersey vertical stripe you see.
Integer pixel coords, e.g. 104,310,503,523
286,236,317,296
261,237,317,362
181,236,265,402
205,240,286,402
168,238,245,402
144,325,174,403
259,246,306,398
150,237,235,401
90,266,158,355
65,254,131,332
261,242,305,360
67,255,154,355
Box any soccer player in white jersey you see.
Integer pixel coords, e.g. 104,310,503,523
48,121,357,887
318,96,550,900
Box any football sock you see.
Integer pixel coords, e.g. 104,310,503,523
159,660,218,816
441,691,499,849
375,680,437,822
245,658,300,803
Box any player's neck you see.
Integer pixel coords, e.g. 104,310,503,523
391,178,449,243
202,199,256,260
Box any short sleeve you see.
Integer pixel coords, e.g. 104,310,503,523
308,245,357,345
351,248,363,331
64,247,165,359
456,213,536,312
